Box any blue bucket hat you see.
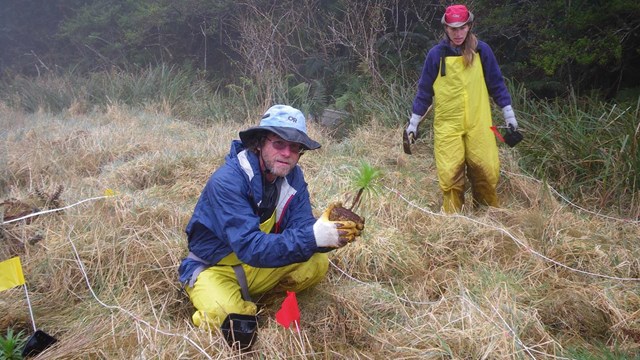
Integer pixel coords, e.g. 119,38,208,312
239,105,321,150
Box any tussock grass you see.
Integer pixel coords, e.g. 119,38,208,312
512,84,640,218
1,103,639,359
0,66,243,124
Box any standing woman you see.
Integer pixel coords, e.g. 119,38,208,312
405,4,518,213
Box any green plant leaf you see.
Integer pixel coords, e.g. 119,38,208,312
348,160,382,212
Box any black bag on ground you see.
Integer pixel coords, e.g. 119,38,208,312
22,329,57,358
220,313,258,350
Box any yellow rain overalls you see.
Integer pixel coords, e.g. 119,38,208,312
433,52,500,213
185,208,328,329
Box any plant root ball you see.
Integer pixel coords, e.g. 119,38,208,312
328,204,365,229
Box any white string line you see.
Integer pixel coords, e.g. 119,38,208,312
460,295,537,360
485,301,571,360
463,294,573,360
386,186,640,282
11,194,440,349
2,195,111,225
487,299,568,360
5,179,636,351
330,249,562,358
328,260,441,306
502,170,640,224
64,226,214,360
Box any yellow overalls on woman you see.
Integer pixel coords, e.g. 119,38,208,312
405,4,519,213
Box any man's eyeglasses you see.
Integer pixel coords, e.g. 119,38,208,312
265,137,305,154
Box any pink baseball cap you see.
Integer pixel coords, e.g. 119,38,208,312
441,5,474,28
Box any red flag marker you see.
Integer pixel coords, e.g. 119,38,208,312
276,291,301,331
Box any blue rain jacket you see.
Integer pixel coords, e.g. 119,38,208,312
178,140,320,285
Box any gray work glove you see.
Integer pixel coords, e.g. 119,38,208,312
502,105,518,130
405,113,422,142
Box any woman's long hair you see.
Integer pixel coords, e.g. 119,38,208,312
444,25,478,68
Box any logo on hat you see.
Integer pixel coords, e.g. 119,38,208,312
442,5,473,27
239,104,322,150
259,105,306,132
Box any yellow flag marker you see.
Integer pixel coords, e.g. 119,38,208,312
104,188,116,197
0,256,58,356
0,256,26,291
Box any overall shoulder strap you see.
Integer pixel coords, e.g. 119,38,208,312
232,265,252,301
439,46,447,77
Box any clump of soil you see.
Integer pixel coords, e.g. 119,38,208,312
328,204,365,229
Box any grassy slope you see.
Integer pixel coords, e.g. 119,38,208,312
1,104,639,359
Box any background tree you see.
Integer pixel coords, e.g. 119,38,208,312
1,0,640,101
56,0,237,73
476,0,640,99
0,0,79,76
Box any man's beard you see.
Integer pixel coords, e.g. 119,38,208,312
263,157,294,178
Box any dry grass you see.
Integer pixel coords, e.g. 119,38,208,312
1,104,639,359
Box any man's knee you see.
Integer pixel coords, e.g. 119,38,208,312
310,252,329,277
283,253,329,291
192,300,257,329
187,266,257,329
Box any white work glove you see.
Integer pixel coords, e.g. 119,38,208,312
313,203,360,248
502,105,518,130
405,113,422,142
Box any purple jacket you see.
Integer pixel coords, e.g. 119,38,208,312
411,39,512,116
